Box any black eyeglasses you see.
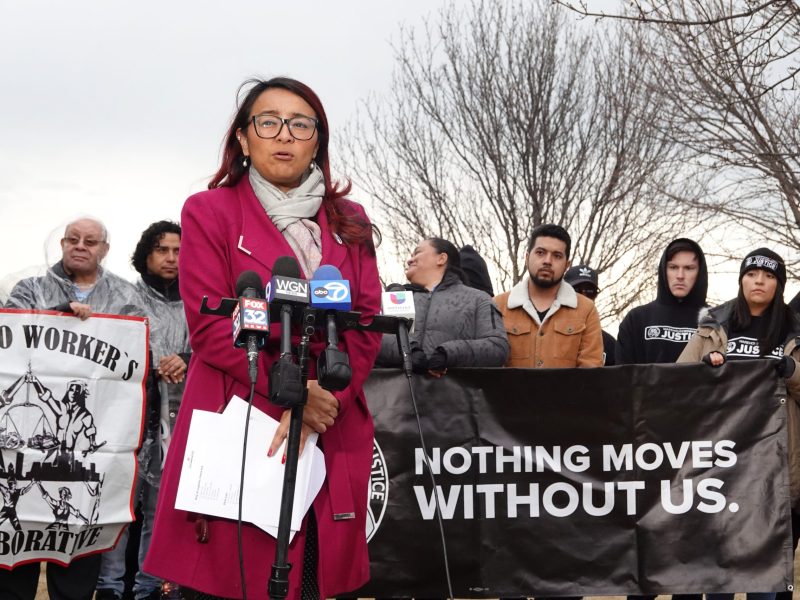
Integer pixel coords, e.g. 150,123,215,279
576,287,599,299
250,114,318,141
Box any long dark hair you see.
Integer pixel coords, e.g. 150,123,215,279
209,77,377,249
131,220,181,276
427,237,466,283
730,277,798,356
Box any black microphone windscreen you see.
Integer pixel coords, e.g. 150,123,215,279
386,283,406,292
236,271,264,297
272,256,302,279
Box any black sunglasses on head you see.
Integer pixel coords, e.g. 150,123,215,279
575,286,599,299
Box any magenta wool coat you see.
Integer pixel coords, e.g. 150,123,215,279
143,177,382,599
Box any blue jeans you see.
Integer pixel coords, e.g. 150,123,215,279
97,477,160,599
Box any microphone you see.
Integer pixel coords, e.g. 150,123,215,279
233,271,269,384
381,284,415,333
310,264,352,311
266,256,310,310
310,265,352,391
383,283,416,376
268,257,306,408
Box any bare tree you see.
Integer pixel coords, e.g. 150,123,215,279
555,0,800,272
340,0,706,321
554,0,794,31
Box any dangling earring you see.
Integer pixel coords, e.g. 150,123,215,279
243,155,249,167
309,161,316,171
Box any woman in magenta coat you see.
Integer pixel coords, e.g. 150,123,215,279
143,77,382,599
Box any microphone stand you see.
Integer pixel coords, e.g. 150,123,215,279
203,289,450,597
367,313,455,598
266,307,424,598
395,318,414,378
269,307,317,600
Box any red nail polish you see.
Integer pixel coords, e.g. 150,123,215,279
281,455,286,465
267,448,273,457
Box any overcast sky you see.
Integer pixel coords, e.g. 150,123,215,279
0,0,458,286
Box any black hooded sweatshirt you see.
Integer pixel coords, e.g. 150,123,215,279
459,245,494,297
616,238,708,364
790,291,800,316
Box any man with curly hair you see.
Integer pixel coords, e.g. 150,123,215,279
97,221,190,600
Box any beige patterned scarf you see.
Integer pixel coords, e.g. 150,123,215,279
249,166,325,277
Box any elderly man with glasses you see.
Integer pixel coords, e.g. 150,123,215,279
3,217,143,600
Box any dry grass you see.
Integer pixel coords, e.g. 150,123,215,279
32,553,800,600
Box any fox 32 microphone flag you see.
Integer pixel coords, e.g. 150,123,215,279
359,361,794,598
0,309,147,566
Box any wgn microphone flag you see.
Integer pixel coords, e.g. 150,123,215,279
266,257,310,306
267,257,306,407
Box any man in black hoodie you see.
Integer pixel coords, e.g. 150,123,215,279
616,241,708,600
459,244,494,297
616,238,708,365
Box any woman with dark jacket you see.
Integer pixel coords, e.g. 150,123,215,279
376,238,509,375
678,248,800,600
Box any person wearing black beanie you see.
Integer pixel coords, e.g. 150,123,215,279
679,247,800,600
680,245,796,375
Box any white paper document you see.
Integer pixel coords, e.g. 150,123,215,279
175,396,326,540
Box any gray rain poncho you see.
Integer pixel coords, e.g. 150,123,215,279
134,277,190,487
5,261,153,479
6,260,143,317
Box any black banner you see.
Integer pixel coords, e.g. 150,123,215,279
359,361,793,597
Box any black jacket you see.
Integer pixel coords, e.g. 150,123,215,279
616,238,708,364
460,245,494,297
790,291,800,316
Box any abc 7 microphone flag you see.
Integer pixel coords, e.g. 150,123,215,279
311,280,351,309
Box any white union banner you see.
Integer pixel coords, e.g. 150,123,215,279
0,309,147,567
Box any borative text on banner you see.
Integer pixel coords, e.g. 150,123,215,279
0,309,147,567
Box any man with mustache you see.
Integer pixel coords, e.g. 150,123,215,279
495,224,603,368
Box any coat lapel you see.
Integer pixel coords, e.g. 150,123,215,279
236,178,294,275
234,176,349,277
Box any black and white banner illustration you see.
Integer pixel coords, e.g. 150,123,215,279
0,309,147,567
359,362,793,597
